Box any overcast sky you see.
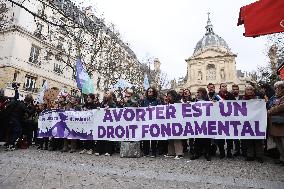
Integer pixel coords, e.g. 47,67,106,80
75,0,268,80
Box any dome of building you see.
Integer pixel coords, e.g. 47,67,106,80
193,14,230,54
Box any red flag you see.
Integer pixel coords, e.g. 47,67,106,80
238,0,284,37
278,62,284,80
280,69,284,80
237,1,260,26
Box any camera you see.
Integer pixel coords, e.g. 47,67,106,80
12,82,20,89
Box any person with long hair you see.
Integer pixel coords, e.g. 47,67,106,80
62,96,82,153
96,90,116,156
190,88,211,161
182,88,193,103
181,88,194,154
164,90,183,159
47,95,67,151
79,94,100,155
120,88,141,158
141,87,161,157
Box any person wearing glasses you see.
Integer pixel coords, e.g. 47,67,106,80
120,88,141,158
140,87,161,157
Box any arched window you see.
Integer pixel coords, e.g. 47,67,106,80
206,64,216,80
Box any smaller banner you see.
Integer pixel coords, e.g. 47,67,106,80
38,100,267,141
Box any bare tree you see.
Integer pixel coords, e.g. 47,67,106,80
267,33,284,53
159,71,170,90
140,55,170,90
267,33,284,66
2,0,107,71
245,33,284,86
1,0,153,92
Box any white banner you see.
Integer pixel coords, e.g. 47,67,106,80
38,100,267,141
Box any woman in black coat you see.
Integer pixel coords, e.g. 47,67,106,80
190,87,212,161
141,87,161,157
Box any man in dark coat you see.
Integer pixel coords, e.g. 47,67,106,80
231,84,246,157
0,89,10,142
216,83,236,158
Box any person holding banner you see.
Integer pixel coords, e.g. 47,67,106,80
268,81,284,165
207,83,219,102
36,103,48,150
120,88,141,158
140,87,161,158
164,90,184,160
216,83,235,159
79,94,100,155
4,96,28,150
48,95,67,151
243,85,264,163
190,88,212,161
96,91,117,156
22,94,37,147
181,88,194,154
0,89,10,143
62,96,82,153
178,88,184,101
231,84,247,157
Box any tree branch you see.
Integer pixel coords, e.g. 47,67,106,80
7,0,82,28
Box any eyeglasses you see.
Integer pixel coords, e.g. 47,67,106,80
148,90,153,93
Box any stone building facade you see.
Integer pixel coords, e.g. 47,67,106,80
0,0,144,100
177,15,247,94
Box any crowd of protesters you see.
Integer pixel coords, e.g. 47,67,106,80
0,81,284,165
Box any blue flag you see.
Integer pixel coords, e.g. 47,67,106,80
114,79,133,89
143,74,150,90
75,58,94,94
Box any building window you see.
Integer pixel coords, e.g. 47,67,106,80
35,23,43,34
55,54,62,61
29,45,40,64
42,79,46,87
54,63,63,74
57,37,64,50
13,71,19,81
23,75,37,92
44,50,53,61
206,64,216,80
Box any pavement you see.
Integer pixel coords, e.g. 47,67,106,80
0,147,283,189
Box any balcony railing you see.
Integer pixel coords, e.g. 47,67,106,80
28,58,41,67
54,68,63,74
